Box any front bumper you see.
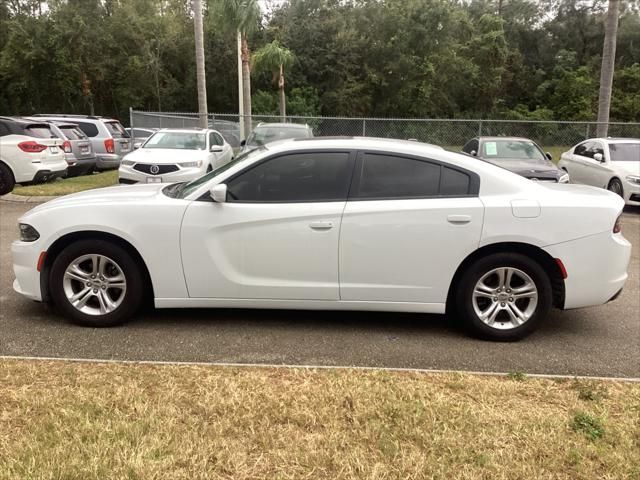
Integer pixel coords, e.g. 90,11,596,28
12,240,43,301
118,164,207,184
622,179,640,206
544,230,631,309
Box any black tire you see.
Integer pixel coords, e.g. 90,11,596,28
0,162,16,195
49,239,144,327
607,178,624,198
456,253,552,341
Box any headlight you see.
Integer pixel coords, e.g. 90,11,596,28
19,223,40,242
625,175,640,185
558,173,570,183
120,160,135,166
181,160,203,168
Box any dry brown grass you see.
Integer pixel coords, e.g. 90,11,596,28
0,360,638,480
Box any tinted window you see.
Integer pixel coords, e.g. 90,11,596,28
462,139,479,154
24,125,56,138
227,152,352,202
0,122,10,137
104,121,129,138
440,167,471,195
59,126,87,140
609,143,640,162
77,122,99,138
355,153,441,198
573,143,587,156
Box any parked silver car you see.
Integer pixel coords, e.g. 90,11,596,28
25,118,96,176
33,115,131,170
240,123,314,153
125,127,158,149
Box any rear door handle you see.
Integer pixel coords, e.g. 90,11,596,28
447,215,472,224
309,221,334,230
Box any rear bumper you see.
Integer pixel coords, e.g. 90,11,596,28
32,168,67,183
67,156,96,175
544,230,631,309
96,153,122,170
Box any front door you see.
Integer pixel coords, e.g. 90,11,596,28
339,152,484,304
180,150,355,300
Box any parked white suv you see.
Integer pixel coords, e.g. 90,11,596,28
558,138,640,206
0,117,68,195
118,128,233,184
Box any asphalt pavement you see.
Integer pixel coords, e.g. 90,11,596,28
1,200,639,377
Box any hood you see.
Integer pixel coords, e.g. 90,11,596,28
610,161,640,176
24,184,167,217
124,148,208,165
481,157,561,179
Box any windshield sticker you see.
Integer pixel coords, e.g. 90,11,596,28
484,142,497,156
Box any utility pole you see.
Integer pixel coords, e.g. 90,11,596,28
596,0,620,138
193,0,208,129
237,30,245,140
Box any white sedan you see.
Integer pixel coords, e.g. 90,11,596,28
13,138,631,341
558,138,640,205
118,128,233,184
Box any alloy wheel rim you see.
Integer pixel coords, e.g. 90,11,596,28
62,254,127,316
472,267,538,330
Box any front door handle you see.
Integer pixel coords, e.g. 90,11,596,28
447,214,471,224
309,221,334,230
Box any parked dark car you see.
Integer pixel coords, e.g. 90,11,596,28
461,136,569,183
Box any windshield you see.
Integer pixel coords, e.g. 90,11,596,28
104,121,130,138
166,146,267,199
481,140,547,163
609,143,640,162
247,126,310,146
144,131,206,150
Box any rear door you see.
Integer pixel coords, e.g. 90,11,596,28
339,151,484,305
104,121,131,155
567,141,592,184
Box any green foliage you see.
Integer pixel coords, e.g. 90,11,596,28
0,0,638,122
571,412,605,441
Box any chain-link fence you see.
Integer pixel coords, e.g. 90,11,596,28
129,109,640,150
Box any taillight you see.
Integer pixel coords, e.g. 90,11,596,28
104,138,115,153
613,215,622,234
62,140,72,153
18,141,48,153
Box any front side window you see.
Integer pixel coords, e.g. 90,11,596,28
209,132,224,146
462,139,479,154
227,152,353,202
574,143,588,156
144,131,206,150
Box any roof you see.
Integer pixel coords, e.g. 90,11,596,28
263,136,447,155
476,136,538,142
0,116,50,126
595,137,640,143
255,122,310,129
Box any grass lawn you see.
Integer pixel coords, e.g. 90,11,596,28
1,360,638,479
12,170,118,196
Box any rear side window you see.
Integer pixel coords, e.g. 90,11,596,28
24,125,56,138
352,153,475,199
76,122,99,138
0,122,10,137
104,121,129,138
59,126,87,140
227,152,353,202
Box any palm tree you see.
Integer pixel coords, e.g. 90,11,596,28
221,0,260,137
596,0,620,138
193,0,208,128
253,41,295,121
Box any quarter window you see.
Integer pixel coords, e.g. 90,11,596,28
76,122,99,138
226,152,353,202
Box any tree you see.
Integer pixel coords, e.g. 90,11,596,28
253,40,294,120
597,0,620,137
193,0,208,128
221,0,260,136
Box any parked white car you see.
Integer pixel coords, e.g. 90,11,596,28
558,138,640,206
118,128,233,184
13,138,630,341
0,117,68,195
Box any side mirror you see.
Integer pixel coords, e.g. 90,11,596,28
209,184,227,203
210,145,223,153
470,150,477,156
240,140,246,147
133,142,142,150
545,152,553,161
594,153,604,162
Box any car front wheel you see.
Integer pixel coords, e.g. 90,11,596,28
49,240,144,327
457,253,552,341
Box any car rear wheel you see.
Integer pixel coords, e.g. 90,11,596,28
0,162,16,195
456,253,552,341
49,240,143,327
607,178,623,198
